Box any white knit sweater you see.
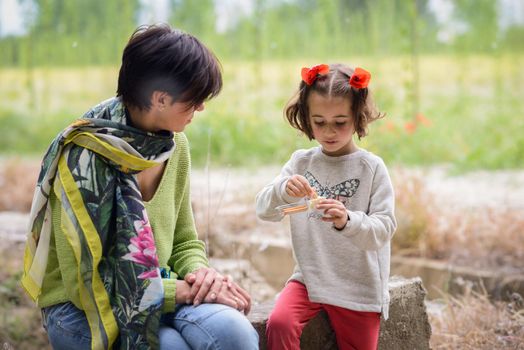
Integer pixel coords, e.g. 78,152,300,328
255,147,397,319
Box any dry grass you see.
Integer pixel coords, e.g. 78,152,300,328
1,157,523,270
392,168,439,257
442,208,524,272
1,159,523,348
1,243,522,350
393,169,524,272
0,243,51,350
0,158,39,212
429,286,524,349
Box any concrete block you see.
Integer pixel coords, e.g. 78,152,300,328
248,276,432,350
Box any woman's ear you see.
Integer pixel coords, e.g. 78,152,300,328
150,91,168,111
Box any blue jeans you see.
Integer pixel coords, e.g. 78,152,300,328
42,302,259,349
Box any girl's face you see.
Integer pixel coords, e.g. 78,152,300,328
308,92,356,157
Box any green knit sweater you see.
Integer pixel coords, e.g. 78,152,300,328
37,132,209,313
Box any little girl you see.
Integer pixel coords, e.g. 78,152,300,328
255,63,397,350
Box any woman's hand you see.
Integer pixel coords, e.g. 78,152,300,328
315,198,349,230
286,175,315,198
184,267,223,306
204,275,252,315
174,280,193,304
185,270,252,315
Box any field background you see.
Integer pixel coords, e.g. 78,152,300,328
1,55,524,171
1,0,523,348
1,0,523,170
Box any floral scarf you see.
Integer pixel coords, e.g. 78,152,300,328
21,97,175,349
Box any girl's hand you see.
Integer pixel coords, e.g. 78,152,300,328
286,175,315,198
315,198,349,229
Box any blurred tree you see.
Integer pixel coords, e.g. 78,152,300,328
2,0,139,66
452,0,498,52
500,25,524,51
169,0,216,40
0,0,522,66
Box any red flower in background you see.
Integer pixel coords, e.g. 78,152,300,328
404,121,417,134
301,64,330,85
385,121,396,132
349,67,371,89
416,113,432,127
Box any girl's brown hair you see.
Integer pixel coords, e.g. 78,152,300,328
285,63,383,140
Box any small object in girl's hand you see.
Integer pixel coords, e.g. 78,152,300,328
276,196,325,216
276,202,308,215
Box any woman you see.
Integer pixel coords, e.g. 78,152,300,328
21,23,259,349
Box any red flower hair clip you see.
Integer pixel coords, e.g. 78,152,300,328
301,64,330,86
349,67,371,89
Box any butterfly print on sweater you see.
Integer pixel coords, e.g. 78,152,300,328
304,171,360,206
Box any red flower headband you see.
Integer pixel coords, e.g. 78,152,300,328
349,67,371,89
301,64,329,85
301,64,371,89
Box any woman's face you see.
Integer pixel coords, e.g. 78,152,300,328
153,95,205,132
308,91,356,157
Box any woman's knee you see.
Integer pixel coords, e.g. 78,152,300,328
176,304,259,349
159,326,192,350
211,307,259,349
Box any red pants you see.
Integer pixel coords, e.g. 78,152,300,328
266,281,381,350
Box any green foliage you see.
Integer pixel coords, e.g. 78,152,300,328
185,112,314,167
0,109,74,155
169,0,216,38
452,0,498,52
1,0,139,67
1,53,523,171
2,0,523,67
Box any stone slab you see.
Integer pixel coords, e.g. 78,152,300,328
248,277,432,350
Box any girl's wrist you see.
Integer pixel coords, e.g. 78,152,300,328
334,213,350,231
334,223,346,230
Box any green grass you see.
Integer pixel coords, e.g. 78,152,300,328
1,55,523,171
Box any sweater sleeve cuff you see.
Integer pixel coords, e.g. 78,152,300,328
176,261,210,279
174,251,209,278
162,278,177,313
184,262,210,276
335,210,362,237
347,210,363,233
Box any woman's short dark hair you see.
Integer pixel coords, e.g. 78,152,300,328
285,63,383,140
117,23,222,110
